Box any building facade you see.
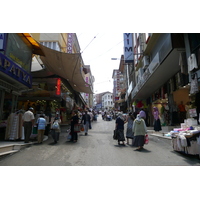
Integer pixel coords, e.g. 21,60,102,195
122,33,200,127
102,92,113,110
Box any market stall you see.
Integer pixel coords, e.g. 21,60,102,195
169,118,200,158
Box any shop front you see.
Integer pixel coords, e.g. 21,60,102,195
0,33,43,140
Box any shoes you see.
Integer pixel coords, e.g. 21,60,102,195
85,133,88,136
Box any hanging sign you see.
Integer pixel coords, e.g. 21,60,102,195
67,33,73,53
123,33,134,63
56,78,61,95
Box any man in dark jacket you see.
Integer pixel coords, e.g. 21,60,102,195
81,111,91,135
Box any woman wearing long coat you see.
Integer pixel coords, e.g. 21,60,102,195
115,112,125,145
125,112,135,144
70,110,79,142
153,107,162,132
132,114,147,150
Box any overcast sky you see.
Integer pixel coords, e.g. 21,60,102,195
77,33,124,94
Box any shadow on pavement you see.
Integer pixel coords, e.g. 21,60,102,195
170,150,200,165
133,148,151,153
114,144,128,147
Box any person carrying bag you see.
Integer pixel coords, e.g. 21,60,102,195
51,112,61,144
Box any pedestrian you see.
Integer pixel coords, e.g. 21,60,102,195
139,108,146,120
36,114,47,144
152,107,162,132
132,114,147,151
22,107,35,143
115,112,125,145
81,111,91,135
70,110,79,142
125,112,135,144
51,112,61,144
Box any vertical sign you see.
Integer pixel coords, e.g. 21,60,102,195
67,33,73,53
56,78,61,95
123,33,134,63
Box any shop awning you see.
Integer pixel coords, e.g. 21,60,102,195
31,43,93,94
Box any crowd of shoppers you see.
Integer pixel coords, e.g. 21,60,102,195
21,105,162,150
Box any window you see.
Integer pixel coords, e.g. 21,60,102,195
40,41,61,51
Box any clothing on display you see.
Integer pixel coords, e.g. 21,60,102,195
171,128,200,157
5,112,24,140
188,54,198,72
179,52,188,74
190,73,199,94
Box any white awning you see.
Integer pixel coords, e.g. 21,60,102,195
32,43,93,94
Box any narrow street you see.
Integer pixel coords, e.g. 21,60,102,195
0,116,200,166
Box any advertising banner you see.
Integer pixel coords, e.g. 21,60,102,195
123,33,134,63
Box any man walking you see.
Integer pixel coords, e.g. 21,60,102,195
22,107,35,143
81,111,91,135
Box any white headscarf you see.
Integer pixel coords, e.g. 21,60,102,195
136,114,141,121
118,112,124,121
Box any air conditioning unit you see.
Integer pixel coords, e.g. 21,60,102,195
143,56,150,67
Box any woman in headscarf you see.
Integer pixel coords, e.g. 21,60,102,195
132,114,147,150
70,110,80,143
153,107,162,132
115,112,125,145
125,112,135,144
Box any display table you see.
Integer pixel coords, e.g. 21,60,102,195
171,130,200,158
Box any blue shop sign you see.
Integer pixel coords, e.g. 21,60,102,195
0,53,32,88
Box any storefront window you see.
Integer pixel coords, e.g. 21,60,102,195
5,34,32,72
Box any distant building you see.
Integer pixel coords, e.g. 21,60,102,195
102,92,113,110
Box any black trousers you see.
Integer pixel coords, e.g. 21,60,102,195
71,131,78,141
23,122,32,143
51,130,59,142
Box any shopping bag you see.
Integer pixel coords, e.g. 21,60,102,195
113,130,118,140
67,133,72,140
52,121,59,129
80,125,84,132
144,134,149,144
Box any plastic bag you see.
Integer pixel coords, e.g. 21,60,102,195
67,133,72,140
144,134,149,144
52,121,59,129
80,125,84,132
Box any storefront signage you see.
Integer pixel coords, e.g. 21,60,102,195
56,78,61,95
123,33,134,63
67,33,73,53
0,53,32,88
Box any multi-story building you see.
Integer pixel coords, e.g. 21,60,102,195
102,92,113,110
94,92,109,110
82,65,95,108
122,33,200,127
112,57,127,111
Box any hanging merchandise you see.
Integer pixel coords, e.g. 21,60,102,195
188,54,198,72
179,52,188,74
190,73,198,94
5,111,24,140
